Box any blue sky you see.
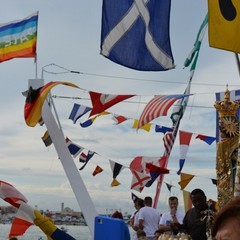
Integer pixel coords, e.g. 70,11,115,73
0,0,239,217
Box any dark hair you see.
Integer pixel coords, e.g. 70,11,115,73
191,188,205,196
137,230,146,237
212,197,240,237
137,198,145,208
111,211,123,219
169,196,178,201
144,196,152,206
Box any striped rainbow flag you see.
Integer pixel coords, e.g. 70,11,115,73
0,12,38,63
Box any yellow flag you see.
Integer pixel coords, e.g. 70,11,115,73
111,179,120,187
132,119,151,132
178,173,194,190
182,190,192,213
208,0,240,53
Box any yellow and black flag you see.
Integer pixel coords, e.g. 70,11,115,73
208,0,240,53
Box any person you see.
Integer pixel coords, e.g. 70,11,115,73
131,198,145,240
154,229,163,240
159,196,184,235
111,210,123,219
137,196,160,240
137,229,147,240
182,188,213,240
212,196,240,240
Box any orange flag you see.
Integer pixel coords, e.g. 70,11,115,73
178,173,194,190
111,179,120,187
92,165,103,176
182,190,192,213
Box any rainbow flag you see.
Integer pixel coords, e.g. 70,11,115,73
0,12,38,63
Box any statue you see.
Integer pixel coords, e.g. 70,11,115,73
214,86,240,209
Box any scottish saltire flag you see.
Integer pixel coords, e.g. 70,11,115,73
101,0,174,71
69,103,91,124
138,94,190,129
195,134,216,145
215,89,240,141
0,12,38,63
65,137,84,158
177,131,193,175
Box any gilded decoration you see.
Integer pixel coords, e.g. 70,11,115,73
214,86,240,209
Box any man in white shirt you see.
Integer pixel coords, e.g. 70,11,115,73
159,196,184,235
138,196,160,240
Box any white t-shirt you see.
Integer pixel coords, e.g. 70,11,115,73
138,206,160,237
159,210,184,225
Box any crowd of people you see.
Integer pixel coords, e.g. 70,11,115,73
130,189,216,240
9,188,240,240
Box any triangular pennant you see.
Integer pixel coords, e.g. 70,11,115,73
111,179,120,187
92,165,103,176
178,173,194,190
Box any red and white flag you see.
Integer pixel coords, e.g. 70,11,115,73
130,170,151,192
138,94,189,128
0,180,34,238
89,91,134,116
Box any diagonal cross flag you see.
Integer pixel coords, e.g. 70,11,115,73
101,0,175,71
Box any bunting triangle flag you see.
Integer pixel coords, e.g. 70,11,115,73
130,170,151,193
111,179,120,187
177,131,193,175
79,151,95,171
132,119,151,132
195,134,216,145
89,91,134,117
131,192,139,202
41,130,52,147
112,115,128,125
92,165,103,176
109,160,125,187
155,125,173,134
66,137,84,158
165,182,173,192
178,173,194,190
182,190,192,213
69,103,92,124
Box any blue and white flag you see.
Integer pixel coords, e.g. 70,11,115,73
66,137,84,158
215,89,240,142
101,0,174,71
69,103,91,124
79,151,95,171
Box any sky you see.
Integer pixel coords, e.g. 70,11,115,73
0,0,240,218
